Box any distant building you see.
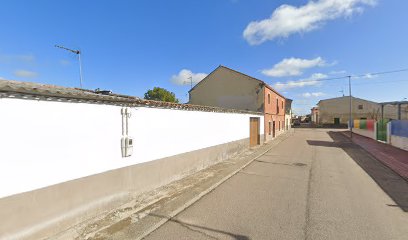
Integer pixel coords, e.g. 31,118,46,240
314,96,408,125
189,65,287,141
285,99,293,130
311,107,319,124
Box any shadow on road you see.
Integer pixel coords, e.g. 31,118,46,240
307,131,408,212
149,213,250,240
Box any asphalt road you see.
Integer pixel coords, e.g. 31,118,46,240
144,129,408,240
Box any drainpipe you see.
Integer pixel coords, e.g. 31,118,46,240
121,108,126,136
125,108,130,136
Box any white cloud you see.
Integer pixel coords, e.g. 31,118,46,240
274,73,327,90
302,92,325,98
14,70,38,78
262,57,326,77
243,0,377,45
170,69,207,86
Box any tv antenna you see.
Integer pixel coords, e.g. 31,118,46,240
55,45,83,88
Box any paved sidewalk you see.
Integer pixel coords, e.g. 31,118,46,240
341,131,408,180
50,131,293,240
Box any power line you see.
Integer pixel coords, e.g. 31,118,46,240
352,79,408,86
351,68,408,78
278,67,408,84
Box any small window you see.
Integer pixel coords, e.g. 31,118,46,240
268,94,270,104
276,99,279,113
358,105,363,110
282,100,284,109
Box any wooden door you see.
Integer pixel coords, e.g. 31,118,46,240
272,121,276,138
250,117,260,147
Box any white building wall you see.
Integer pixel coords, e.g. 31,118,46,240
389,135,408,151
352,128,376,140
0,98,263,199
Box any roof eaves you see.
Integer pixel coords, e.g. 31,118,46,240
0,79,263,115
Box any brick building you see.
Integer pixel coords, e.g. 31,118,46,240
189,65,287,142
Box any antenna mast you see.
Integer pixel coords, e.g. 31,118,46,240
55,45,83,88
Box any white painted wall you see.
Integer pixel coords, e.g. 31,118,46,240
389,135,408,151
0,98,263,198
352,128,376,140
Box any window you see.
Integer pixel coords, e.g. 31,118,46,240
268,94,270,104
282,100,284,109
358,105,363,110
276,99,279,114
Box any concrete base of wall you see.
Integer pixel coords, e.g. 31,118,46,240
0,137,251,240
264,131,285,143
352,128,376,140
390,135,408,151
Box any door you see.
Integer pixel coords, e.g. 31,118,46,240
272,121,276,138
250,117,260,147
334,118,340,125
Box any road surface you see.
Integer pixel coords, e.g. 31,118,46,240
144,128,408,240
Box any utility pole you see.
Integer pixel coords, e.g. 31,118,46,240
348,75,353,139
55,45,83,88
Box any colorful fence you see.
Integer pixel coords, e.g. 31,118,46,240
352,119,377,140
390,120,408,138
352,119,407,151
377,119,389,141
353,119,375,131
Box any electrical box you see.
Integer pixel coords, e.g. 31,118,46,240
121,136,133,157
125,137,133,157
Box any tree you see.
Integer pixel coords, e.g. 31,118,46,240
144,87,179,103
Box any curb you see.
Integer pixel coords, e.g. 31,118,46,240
137,132,292,240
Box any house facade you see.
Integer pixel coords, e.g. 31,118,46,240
317,96,380,125
189,65,287,142
315,96,408,125
285,99,293,131
264,86,286,141
311,107,319,124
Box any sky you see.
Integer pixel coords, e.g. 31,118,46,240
1,0,407,114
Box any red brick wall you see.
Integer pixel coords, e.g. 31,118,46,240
264,87,285,140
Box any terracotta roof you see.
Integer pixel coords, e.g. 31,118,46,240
0,79,262,115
